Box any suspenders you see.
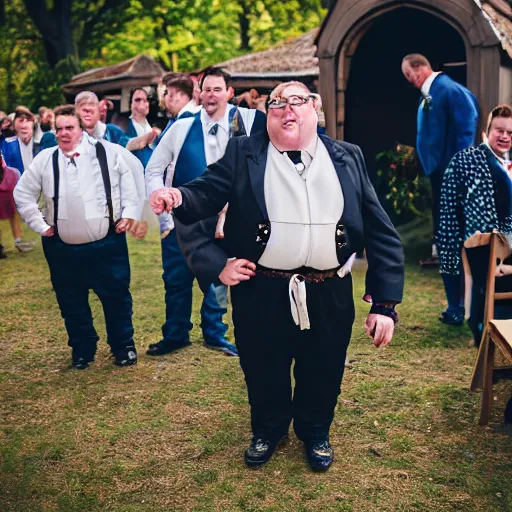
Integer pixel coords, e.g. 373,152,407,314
52,142,114,235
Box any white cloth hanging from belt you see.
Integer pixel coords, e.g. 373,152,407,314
289,274,310,330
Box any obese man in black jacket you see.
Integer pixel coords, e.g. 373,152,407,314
150,81,404,472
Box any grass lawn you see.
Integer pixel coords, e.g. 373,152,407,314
1,220,511,512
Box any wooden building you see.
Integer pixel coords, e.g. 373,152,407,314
316,0,512,174
61,54,164,113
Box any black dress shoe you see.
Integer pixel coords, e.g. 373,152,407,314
72,357,91,370
244,435,287,468
113,346,138,367
146,339,191,356
305,440,334,472
439,310,464,326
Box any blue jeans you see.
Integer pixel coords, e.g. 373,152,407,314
42,231,134,356
161,229,228,344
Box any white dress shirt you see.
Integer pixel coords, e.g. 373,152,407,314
14,133,143,243
130,117,152,136
421,71,441,97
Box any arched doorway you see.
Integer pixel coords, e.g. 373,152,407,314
344,7,467,180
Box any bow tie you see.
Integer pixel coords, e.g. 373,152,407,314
65,152,80,165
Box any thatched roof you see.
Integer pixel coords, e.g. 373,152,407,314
62,54,165,95
215,29,319,78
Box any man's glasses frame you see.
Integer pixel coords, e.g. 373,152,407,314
267,94,318,110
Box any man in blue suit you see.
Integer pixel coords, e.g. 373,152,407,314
2,106,41,174
402,53,479,326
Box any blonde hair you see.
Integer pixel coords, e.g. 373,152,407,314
74,91,99,108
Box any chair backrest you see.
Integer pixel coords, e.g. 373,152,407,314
483,233,512,327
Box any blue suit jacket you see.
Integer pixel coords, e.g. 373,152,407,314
1,137,41,174
417,74,479,176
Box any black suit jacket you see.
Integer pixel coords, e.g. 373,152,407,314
174,132,404,304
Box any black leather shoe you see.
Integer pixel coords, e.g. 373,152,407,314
439,310,464,326
244,435,287,468
146,339,191,356
306,440,334,472
113,346,138,367
72,357,91,370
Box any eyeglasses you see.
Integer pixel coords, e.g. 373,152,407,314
267,94,314,110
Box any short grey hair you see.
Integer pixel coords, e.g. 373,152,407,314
75,91,99,108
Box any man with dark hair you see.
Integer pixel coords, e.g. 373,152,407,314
14,105,146,369
150,80,404,471
2,106,40,174
125,87,159,167
145,67,266,358
402,53,479,326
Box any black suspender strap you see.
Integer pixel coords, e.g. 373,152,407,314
95,141,114,228
52,149,60,235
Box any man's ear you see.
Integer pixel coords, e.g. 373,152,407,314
227,86,235,101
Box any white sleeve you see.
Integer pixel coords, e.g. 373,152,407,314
145,118,192,197
13,158,52,234
114,152,142,220
114,145,146,220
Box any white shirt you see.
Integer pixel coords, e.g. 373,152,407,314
19,138,34,170
421,71,441,97
177,100,200,118
258,138,344,270
14,133,144,242
130,117,152,137
145,105,258,232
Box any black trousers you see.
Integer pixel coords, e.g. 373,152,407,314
42,231,134,358
465,245,512,346
230,272,354,444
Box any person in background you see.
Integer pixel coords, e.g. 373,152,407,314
402,53,479,326
437,104,512,346
144,67,266,358
14,105,146,369
125,87,159,167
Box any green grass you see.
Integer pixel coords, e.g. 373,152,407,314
1,220,512,512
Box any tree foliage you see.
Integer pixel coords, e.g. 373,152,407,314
0,0,326,112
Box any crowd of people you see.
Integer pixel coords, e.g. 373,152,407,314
1,55,511,469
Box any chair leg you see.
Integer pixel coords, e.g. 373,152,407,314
470,327,489,392
478,339,496,425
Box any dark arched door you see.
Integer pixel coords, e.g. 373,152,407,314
344,8,466,184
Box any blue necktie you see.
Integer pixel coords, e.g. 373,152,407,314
209,124,219,136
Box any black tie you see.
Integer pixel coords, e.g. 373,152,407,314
209,124,219,136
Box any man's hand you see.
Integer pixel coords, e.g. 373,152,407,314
219,258,256,286
115,218,135,234
149,188,182,215
42,226,54,237
215,203,229,239
146,130,157,146
128,221,148,240
364,314,395,348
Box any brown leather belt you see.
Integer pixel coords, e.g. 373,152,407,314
256,266,339,283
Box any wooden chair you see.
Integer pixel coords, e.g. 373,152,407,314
469,232,512,425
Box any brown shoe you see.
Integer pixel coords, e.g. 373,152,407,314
419,256,439,268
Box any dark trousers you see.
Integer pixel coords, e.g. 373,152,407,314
161,229,228,344
230,272,354,444
42,231,134,357
466,246,512,345
431,167,464,311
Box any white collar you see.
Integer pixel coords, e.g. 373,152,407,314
421,72,441,97
274,136,318,160
93,121,107,139
19,137,33,148
178,100,199,118
201,104,232,134
484,140,509,167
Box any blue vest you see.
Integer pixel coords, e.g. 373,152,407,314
173,109,249,187
125,119,153,168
